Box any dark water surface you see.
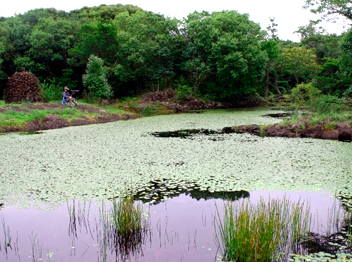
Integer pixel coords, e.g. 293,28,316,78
0,190,338,262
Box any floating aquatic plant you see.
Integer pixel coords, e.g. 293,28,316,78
215,197,311,262
1,108,352,205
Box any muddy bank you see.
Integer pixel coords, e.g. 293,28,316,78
0,103,138,133
232,118,352,142
139,89,260,112
1,90,261,133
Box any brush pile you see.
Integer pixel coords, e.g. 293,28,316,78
5,71,42,103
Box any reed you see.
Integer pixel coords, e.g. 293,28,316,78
1,217,12,255
111,194,143,237
215,197,311,262
345,211,352,246
97,194,149,261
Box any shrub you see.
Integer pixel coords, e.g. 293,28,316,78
175,84,193,100
290,82,321,107
39,80,62,102
82,55,112,100
310,94,348,114
141,105,158,116
343,85,352,98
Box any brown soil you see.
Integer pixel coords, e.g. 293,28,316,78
139,89,260,112
1,88,255,133
233,117,352,142
0,102,138,133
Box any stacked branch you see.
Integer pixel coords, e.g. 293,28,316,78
5,71,42,103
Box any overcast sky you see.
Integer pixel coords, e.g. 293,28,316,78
1,0,348,42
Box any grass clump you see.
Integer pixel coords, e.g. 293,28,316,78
215,197,311,262
99,194,149,261
111,194,144,237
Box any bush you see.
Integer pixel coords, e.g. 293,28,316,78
311,94,348,114
82,55,112,100
175,84,193,100
290,82,321,107
39,80,62,102
343,85,352,98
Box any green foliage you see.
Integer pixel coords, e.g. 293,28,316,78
82,54,112,99
290,82,321,106
215,197,311,262
76,4,142,22
38,80,62,102
303,0,352,21
310,94,349,113
339,30,352,93
183,10,268,101
0,4,349,102
111,194,143,237
69,21,118,66
111,10,179,95
343,85,352,98
175,84,193,100
140,105,159,117
278,47,321,85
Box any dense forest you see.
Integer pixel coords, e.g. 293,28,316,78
0,1,351,102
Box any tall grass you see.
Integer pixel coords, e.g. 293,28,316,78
111,194,143,237
215,197,311,262
96,194,149,262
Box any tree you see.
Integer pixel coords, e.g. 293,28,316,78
69,21,119,66
295,20,342,63
339,29,352,91
304,0,352,21
278,47,321,85
75,4,142,23
262,17,280,98
266,17,279,41
82,54,112,99
111,10,180,95
295,20,326,41
182,10,268,101
262,40,279,97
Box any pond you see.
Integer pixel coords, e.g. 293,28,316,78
0,108,351,261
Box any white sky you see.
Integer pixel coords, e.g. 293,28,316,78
1,0,349,42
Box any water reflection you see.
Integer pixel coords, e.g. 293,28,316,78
0,191,351,262
135,179,250,205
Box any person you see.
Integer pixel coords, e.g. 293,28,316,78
62,86,78,106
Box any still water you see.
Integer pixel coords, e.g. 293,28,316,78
0,108,351,261
0,190,341,262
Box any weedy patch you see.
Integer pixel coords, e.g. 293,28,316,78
111,194,145,236
98,195,150,262
215,197,311,262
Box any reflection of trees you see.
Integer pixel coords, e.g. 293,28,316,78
188,189,249,201
135,178,250,205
